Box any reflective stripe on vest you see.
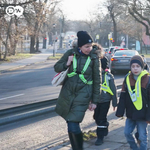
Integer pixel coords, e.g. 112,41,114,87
126,70,149,110
97,125,107,128
101,72,114,95
67,54,93,85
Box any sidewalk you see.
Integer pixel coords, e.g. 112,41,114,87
50,108,150,150
0,49,53,73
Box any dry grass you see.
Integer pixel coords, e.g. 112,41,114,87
144,54,150,58
48,53,63,60
0,53,35,64
0,53,35,62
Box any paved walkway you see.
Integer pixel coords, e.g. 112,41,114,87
0,49,53,73
0,49,150,150
49,108,150,150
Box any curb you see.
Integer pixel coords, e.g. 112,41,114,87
0,99,57,126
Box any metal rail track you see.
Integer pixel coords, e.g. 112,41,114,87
0,99,57,126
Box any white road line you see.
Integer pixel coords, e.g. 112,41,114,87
0,94,24,101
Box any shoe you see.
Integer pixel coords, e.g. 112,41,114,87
95,138,103,146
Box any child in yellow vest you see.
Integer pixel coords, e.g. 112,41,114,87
116,55,150,150
93,56,118,145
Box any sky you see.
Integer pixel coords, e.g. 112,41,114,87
61,0,105,21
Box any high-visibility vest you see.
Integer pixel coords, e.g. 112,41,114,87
101,72,114,95
67,54,93,85
126,70,149,110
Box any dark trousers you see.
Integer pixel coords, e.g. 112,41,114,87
93,102,110,138
94,101,110,125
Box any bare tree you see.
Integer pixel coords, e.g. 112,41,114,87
0,0,38,60
118,0,150,36
24,0,49,53
103,0,126,46
128,0,150,36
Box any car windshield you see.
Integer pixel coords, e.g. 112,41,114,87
114,51,138,56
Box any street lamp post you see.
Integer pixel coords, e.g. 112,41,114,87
53,24,56,57
59,16,64,49
108,32,113,48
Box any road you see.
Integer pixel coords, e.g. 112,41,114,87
0,60,125,110
0,60,62,110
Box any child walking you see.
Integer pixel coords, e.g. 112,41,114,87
116,55,150,150
93,56,118,145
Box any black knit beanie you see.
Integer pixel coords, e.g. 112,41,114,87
130,55,144,68
101,56,109,70
77,31,93,47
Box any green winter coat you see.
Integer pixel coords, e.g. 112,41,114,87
54,47,101,122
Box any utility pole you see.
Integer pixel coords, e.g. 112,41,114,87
126,34,128,48
53,24,56,57
108,32,113,48
59,16,64,49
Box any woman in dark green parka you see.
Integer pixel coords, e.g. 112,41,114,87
54,31,101,150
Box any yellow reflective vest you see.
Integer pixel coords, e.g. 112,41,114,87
67,54,93,85
101,72,114,95
126,70,149,110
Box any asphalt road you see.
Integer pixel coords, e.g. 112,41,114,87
0,59,125,110
0,60,61,110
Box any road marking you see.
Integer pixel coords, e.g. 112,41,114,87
0,94,24,101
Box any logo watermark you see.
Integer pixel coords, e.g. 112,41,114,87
6,6,24,17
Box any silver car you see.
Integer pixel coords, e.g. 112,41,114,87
106,47,128,61
110,50,140,74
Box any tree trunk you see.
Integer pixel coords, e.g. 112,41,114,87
112,18,117,46
43,37,47,49
35,37,39,52
48,32,53,45
30,35,36,53
11,40,18,55
3,18,12,60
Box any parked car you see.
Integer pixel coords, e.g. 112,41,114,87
110,50,146,74
106,46,127,61
113,48,128,54
109,47,128,57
